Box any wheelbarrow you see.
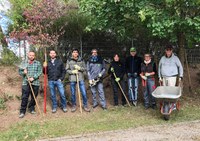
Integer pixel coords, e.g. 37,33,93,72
152,85,182,120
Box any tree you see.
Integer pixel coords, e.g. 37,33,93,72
138,0,200,65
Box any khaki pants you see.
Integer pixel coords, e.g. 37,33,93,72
163,77,177,86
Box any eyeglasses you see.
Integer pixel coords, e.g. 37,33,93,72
92,52,97,53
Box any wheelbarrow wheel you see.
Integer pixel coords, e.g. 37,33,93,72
164,115,170,121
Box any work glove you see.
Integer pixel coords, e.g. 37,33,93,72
74,65,81,70
159,77,162,82
145,73,151,77
110,67,114,72
179,77,182,82
43,62,47,67
89,80,93,84
115,77,120,82
98,73,102,78
72,70,78,74
141,75,147,80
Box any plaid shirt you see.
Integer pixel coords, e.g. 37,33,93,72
19,60,42,86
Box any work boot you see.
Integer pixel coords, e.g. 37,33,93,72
71,105,76,112
19,113,25,118
152,104,157,110
92,103,99,108
83,106,90,112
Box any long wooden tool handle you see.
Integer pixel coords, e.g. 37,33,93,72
113,72,131,107
76,74,82,113
26,75,42,115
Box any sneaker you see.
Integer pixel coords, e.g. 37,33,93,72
52,108,57,113
92,103,99,108
71,106,76,112
83,106,90,112
102,107,107,111
19,113,25,118
62,108,68,113
30,110,36,114
132,101,137,106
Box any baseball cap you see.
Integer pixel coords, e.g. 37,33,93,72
130,47,136,52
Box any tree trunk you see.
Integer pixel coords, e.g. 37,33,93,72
177,32,185,68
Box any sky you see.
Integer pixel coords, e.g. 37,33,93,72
0,0,11,34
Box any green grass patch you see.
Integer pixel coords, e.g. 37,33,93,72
1,104,200,141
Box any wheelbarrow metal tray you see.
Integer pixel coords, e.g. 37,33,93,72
152,86,182,99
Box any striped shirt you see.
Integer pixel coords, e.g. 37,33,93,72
19,60,42,86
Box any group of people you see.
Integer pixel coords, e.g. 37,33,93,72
18,44,183,118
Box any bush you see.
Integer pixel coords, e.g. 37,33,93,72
0,47,20,66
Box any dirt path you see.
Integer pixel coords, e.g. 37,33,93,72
39,120,200,141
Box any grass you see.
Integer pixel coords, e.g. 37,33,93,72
0,103,200,141
0,98,6,110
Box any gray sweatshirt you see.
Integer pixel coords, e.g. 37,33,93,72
158,53,183,78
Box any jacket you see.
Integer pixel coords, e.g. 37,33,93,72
44,58,66,81
141,61,157,78
158,53,183,78
125,55,142,77
66,57,86,82
108,60,125,79
19,60,42,86
87,56,106,80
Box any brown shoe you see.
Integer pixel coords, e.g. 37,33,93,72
83,106,90,112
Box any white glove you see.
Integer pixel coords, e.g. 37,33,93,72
141,76,147,80
72,70,78,74
145,73,151,77
179,77,182,82
89,80,93,84
74,65,81,70
98,73,102,78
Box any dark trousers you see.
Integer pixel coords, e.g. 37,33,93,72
111,78,126,105
20,84,39,114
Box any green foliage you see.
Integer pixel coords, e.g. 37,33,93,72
0,47,20,66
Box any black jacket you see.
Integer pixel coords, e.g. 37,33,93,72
44,58,66,81
108,61,125,79
141,61,157,78
125,55,142,76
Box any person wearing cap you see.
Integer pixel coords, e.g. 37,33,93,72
108,53,126,106
66,48,90,112
140,53,157,109
158,44,183,86
87,49,107,110
125,47,142,106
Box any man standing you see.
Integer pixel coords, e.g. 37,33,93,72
19,51,42,118
158,44,183,86
87,49,107,110
66,49,90,112
140,53,157,109
125,47,142,106
43,50,67,113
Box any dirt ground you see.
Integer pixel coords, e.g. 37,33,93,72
0,65,200,140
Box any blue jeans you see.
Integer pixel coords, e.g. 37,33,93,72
70,80,88,107
90,82,106,108
143,78,156,106
128,76,139,102
48,80,67,109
